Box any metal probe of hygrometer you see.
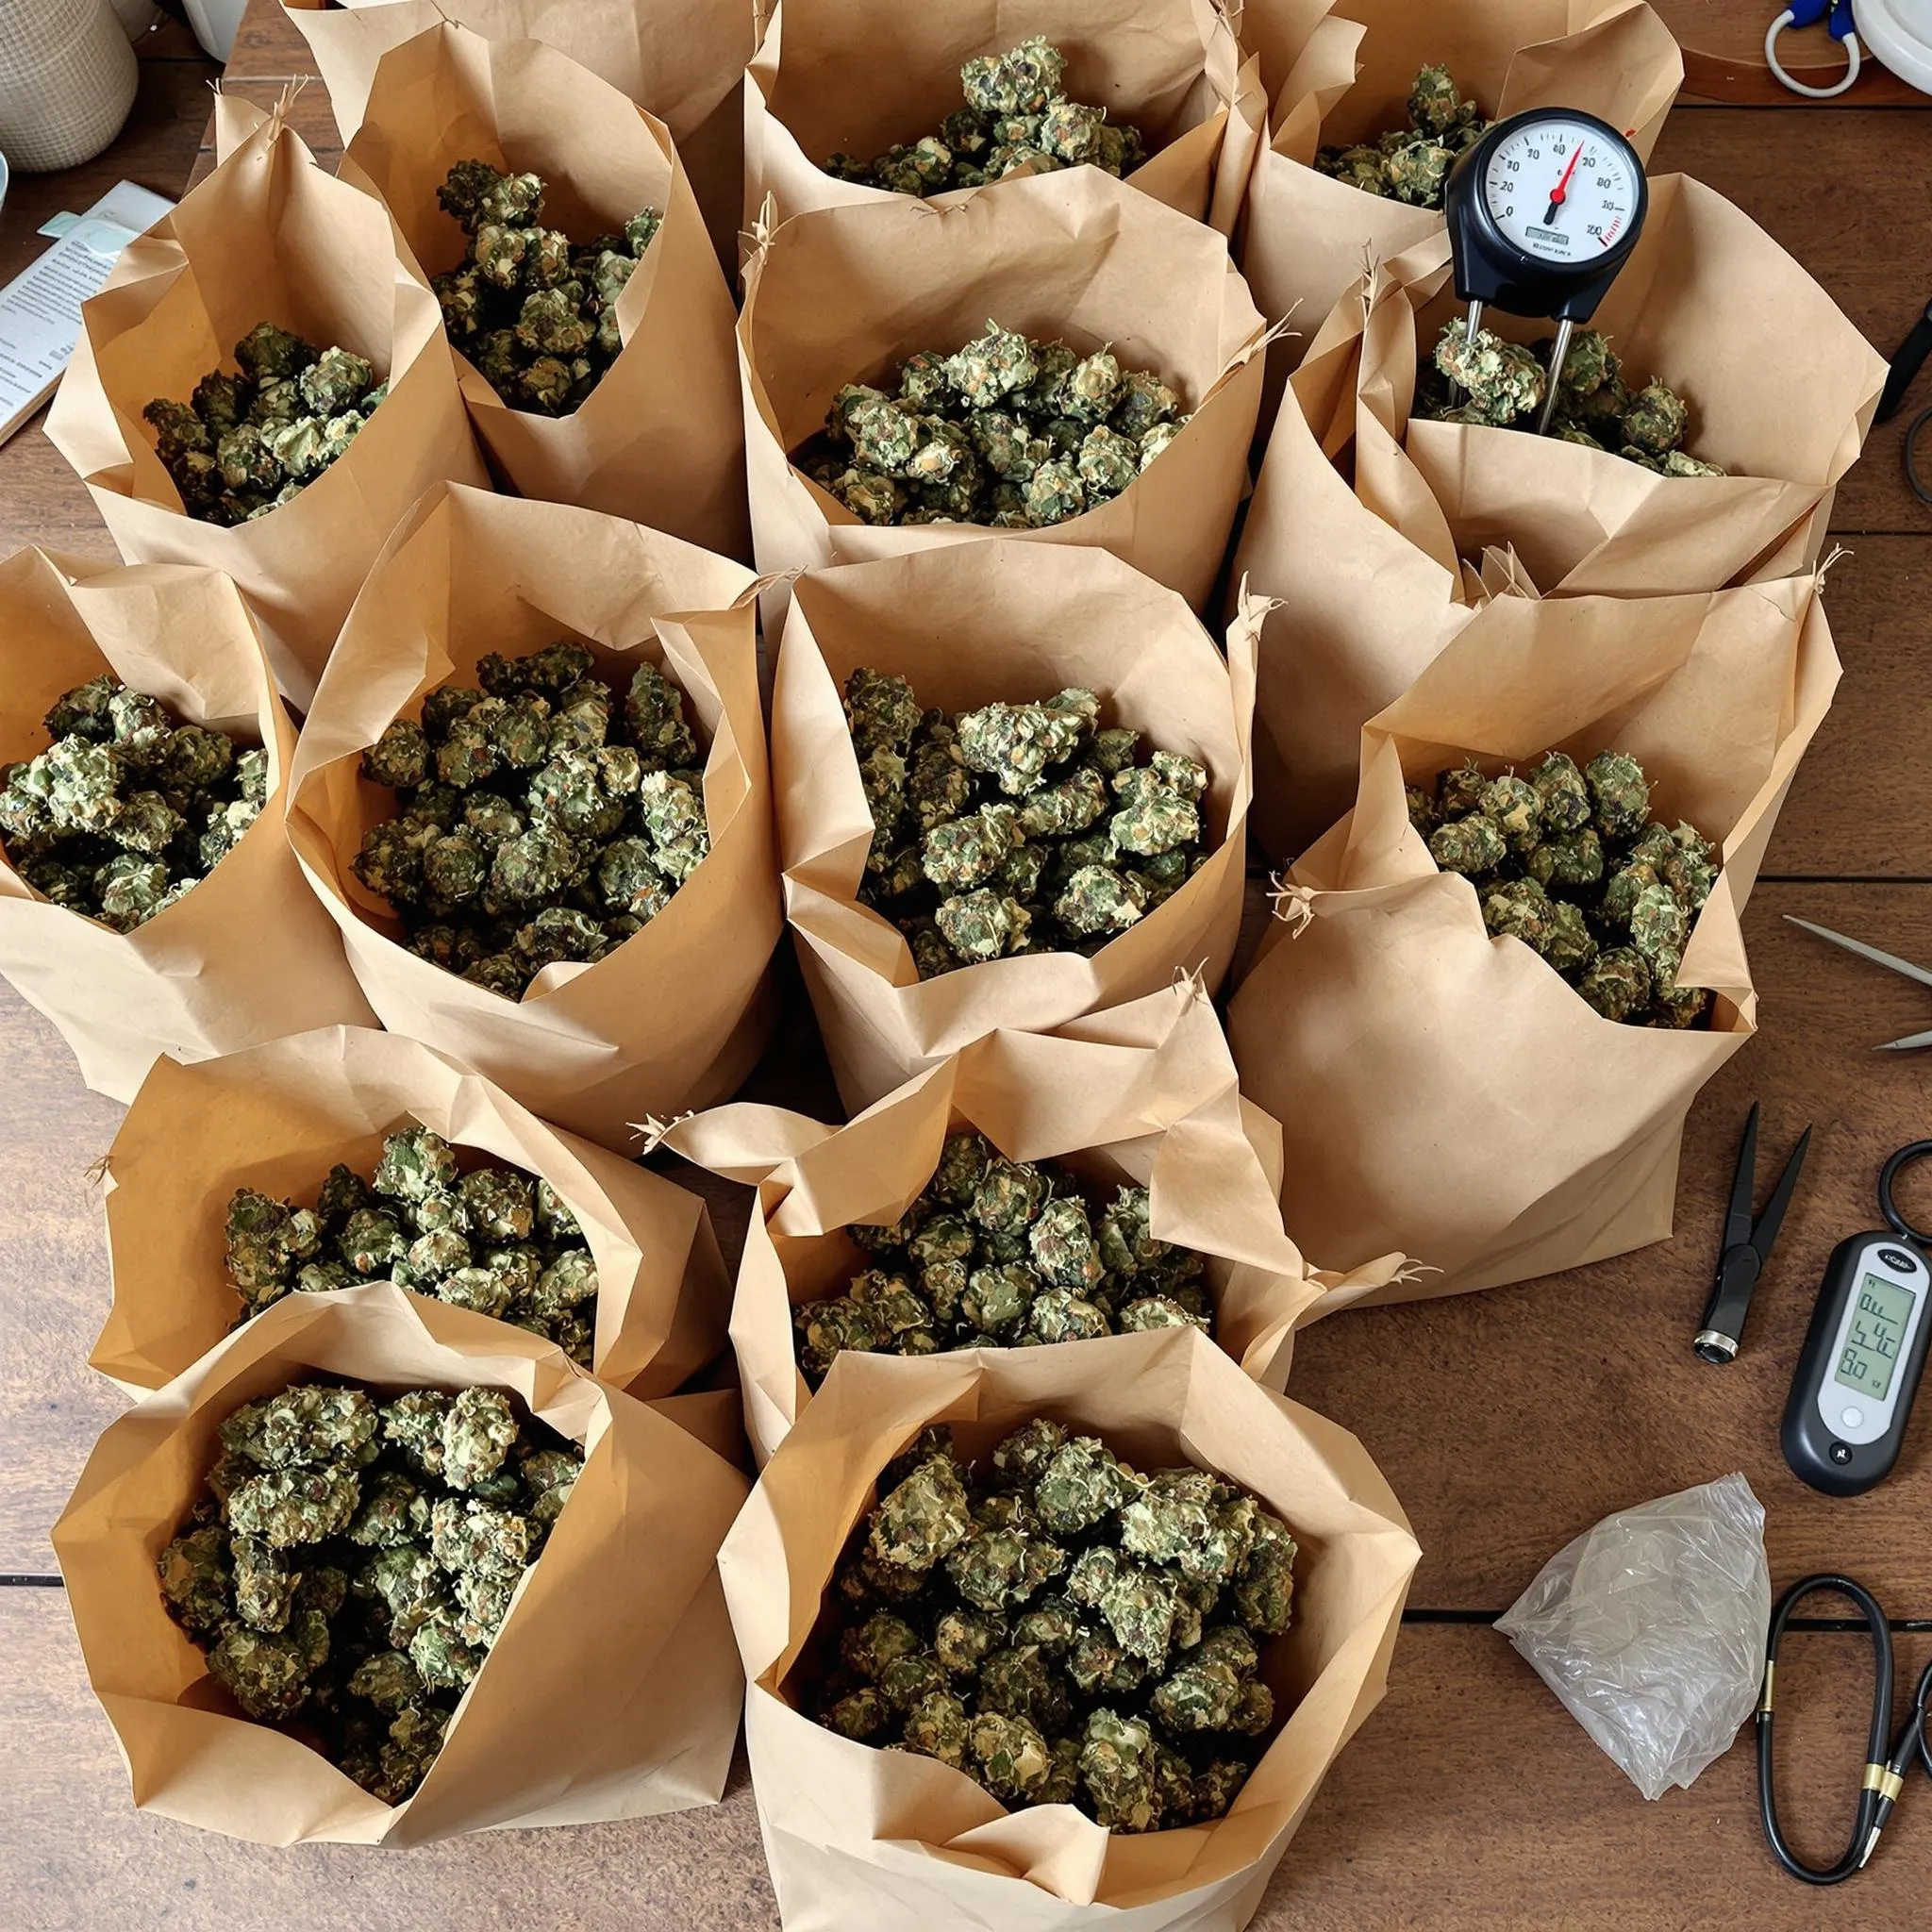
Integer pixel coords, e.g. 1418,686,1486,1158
1442,108,1649,433
1695,1103,1812,1363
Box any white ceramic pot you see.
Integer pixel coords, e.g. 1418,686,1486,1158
182,0,248,61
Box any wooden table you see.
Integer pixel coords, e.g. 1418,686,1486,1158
4,5,1932,1925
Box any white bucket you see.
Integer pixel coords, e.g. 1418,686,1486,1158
182,0,249,61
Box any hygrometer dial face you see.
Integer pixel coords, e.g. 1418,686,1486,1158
1478,117,1641,269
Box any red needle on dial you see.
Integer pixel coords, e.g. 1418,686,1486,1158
1543,142,1584,225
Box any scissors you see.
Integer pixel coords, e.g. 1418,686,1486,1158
1787,916,1932,1050
1694,1102,1812,1362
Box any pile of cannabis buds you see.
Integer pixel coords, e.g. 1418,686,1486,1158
843,669,1210,974
158,1381,582,1804
824,37,1143,195
352,639,708,999
795,1132,1212,1374
808,1423,1297,1829
1417,320,1724,475
146,323,388,525
225,1126,600,1364
428,158,662,417
1410,749,1718,1028
0,674,265,929
794,321,1189,528
1313,63,1491,208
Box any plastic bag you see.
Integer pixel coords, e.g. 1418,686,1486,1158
1495,1473,1771,1800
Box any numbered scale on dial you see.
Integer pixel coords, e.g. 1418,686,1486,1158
1442,108,1649,435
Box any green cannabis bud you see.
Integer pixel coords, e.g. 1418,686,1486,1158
0,674,268,930
839,666,1208,973
1420,747,1719,1030
349,640,708,999
793,1131,1212,1380
791,321,1189,529
157,1376,582,1803
1312,63,1491,208
823,38,1145,198
430,159,661,416
222,1128,599,1364
807,1424,1298,1831
145,324,388,525
1414,318,1726,475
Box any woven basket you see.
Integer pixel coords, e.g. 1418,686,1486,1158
0,0,138,173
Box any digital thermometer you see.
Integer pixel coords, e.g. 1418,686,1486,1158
1442,108,1649,433
1782,1234,1932,1496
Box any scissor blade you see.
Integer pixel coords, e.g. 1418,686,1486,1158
1875,1029,1932,1051
1751,1125,1813,1264
1785,915,1932,990
1725,1103,1760,1256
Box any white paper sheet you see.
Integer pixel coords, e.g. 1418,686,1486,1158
0,179,175,445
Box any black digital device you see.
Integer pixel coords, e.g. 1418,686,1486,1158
1782,1232,1932,1496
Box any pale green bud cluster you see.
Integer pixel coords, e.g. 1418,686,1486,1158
793,1130,1212,1380
842,667,1210,974
431,158,661,417
1417,318,1725,474
351,640,707,999
796,320,1188,529
158,1378,581,1803
145,323,387,525
1410,749,1718,1028
824,39,1144,198
1313,64,1490,208
222,1125,598,1363
0,674,268,931
810,1423,1298,1832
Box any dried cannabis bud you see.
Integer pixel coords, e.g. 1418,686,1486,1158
794,1131,1212,1378
840,667,1208,973
145,323,388,525
223,1128,600,1364
824,38,1144,198
1415,319,1726,475
0,674,269,930
791,321,1190,528
350,639,708,998
430,159,662,418
1408,748,1719,1029
157,1377,582,1803
1313,64,1491,208
808,1424,1297,1832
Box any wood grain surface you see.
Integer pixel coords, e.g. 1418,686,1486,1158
5,1589,1928,1928
2,3,1930,1926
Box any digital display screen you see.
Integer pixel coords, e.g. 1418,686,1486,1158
1834,1274,1916,1404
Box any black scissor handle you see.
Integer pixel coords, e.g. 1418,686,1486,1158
1878,1141,1932,1246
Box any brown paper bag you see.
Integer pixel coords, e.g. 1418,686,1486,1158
285,482,782,1151
0,548,375,1103
43,96,488,709
284,0,755,270
52,1281,751,1845
91,1024,728,1399
665,980,1411,1460
744,0,1266,240
318,25,749,558
740,170,1268,612
1228,573,1841,1302
1231,176,1888,851
769,541,1257,1110
717,1325,1420,1928
1238,0,1680,366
